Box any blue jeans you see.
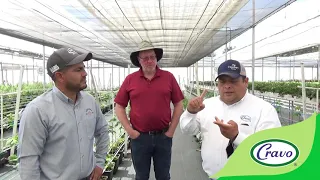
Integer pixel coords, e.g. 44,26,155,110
131,133,173,180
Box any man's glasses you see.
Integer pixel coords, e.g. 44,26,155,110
139,55,156,61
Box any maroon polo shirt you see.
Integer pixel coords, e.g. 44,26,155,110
114,66,184,132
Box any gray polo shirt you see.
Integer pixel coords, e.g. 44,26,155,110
18,86,109,180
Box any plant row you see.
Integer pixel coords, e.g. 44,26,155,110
0,83,116,131
189,81,320,99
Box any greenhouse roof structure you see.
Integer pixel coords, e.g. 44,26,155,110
263,43,320,58
241,43,320,67
0,0,295,67
0,46,45,59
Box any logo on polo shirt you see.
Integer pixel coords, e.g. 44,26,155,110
86,108,94,116
228,64,239,71
240,115,251,122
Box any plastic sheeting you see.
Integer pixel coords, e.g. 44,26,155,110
0,0,295,67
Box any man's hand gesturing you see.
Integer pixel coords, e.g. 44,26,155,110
187,89,207,114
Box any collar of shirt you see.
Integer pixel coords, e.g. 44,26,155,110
52,86,83,105
139,65,162,78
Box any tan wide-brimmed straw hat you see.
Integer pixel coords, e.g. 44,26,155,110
130,40,163,67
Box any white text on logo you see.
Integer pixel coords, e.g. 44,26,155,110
67,48,77,55
228,64,239,70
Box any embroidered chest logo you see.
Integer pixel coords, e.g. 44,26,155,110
240,115,251,122
240,115,251,126
86,108,94,116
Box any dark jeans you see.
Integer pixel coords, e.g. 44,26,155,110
131,133,173,180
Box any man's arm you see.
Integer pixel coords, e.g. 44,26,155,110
94,102,109,170
114,75,138,137
255,105,282,131
180,90,208,135
166,101,183,137
180,109,202,135
167,73,185,136
18,104,48,180
115,104,135,136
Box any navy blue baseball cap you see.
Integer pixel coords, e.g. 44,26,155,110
215,60,246,80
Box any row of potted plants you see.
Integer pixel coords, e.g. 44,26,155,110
0,83,120,170
190,81,320,99
0,134,18,168
0,83,116,131
0,113,126,170
0,115,125,172
102,135,127,180
101,106,130,179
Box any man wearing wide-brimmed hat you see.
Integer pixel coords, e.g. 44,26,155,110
115,40,184,180
129,40,163,68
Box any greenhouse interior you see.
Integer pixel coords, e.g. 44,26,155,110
0,0,319,179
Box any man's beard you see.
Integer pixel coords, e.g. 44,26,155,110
65,81,87,92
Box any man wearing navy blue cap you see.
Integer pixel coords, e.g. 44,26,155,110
180,59,281,179
215,59,247,80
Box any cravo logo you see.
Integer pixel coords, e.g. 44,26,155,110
250,139,299,167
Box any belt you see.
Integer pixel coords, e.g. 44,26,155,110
136,127,169,135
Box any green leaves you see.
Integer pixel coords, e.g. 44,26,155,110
187,80,320,99
248,81,320,99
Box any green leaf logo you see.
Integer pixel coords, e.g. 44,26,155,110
250,139,299,167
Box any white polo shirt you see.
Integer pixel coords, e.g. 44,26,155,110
180,92,281,177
